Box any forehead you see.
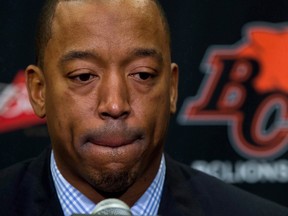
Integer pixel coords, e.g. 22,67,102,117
52,0,165,37
44,0,169,66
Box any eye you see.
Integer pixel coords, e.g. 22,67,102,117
76,73,94,82
138,72,152,80
131,72,155,81
68,73,98,83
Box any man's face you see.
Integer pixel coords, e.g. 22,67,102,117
27,0,178,196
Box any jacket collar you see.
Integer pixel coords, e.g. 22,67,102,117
158,154,204,216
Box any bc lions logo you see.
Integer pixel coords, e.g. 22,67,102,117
178,22,288,159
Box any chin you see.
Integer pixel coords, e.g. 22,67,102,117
86,169,138,195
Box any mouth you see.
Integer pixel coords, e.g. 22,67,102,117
80,122,145,148
82,126,145,148
87,136,141,148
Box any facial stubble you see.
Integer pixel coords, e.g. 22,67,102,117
86,167,138,197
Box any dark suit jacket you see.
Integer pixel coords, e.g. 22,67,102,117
0,148,287,216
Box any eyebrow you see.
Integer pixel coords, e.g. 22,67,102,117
58,50,99,67
129,48,163,63
58,48,164,67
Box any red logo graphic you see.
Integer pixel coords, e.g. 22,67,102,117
178,22,288,159
0,70,45,133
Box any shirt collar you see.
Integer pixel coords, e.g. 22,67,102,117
50,152,166,216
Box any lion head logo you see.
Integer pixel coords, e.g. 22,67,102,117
178,22,288,159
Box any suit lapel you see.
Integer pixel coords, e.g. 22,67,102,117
158,155,205,216
14,148,64,216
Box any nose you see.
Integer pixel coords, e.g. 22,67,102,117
97,72,131,120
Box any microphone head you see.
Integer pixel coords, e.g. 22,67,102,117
92,198,133,216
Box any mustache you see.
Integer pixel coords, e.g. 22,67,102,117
79,123,145,146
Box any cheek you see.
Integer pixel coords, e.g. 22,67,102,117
45,86,85,138
45,88,95,164
132,87,171,138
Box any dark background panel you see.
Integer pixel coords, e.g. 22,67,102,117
1,0,288,207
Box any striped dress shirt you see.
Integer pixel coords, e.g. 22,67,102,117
50,152,166,216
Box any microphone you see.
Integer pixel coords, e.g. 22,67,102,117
92,198,132,215
71,198,133,216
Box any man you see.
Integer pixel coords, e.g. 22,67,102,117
0,0,287,215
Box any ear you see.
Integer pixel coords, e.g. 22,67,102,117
170,63,179,114
25,65,46,118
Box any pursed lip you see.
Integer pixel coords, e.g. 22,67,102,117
87,135,142,148
81,125,145,148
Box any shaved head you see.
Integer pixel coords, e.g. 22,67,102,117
35,0,170,68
